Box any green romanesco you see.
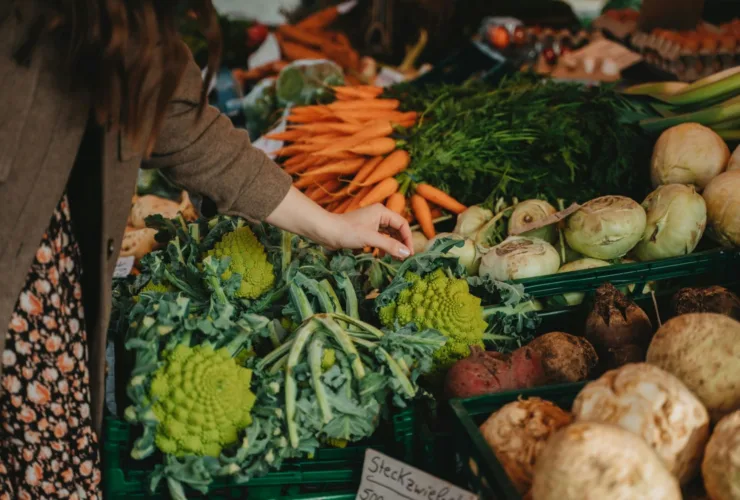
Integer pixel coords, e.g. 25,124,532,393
149,343,256,457
321,348,336,371
133,281,172,302
206,226,275,299
378,268,487,370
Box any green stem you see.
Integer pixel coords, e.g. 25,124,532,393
286,319,320,449
316,316,366,380
308,335,334,424
281,231,294,278
256,338,294,371
335,273,359,320
319,280,344,314
329,313,384,339
289,284,314,321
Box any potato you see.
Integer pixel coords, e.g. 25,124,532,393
527,332,598,383
646,313,740,422
702,410,740,500
572,363,709,484
532,422,681,500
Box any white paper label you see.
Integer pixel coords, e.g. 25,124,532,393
357,449,477,500
249,33,282,69
113,256,135,278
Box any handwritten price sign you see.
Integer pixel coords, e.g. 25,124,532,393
357,449,477,500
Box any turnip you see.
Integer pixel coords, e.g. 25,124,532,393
478,236,560,281
479,398,572,494
532,422,682,500
647,313,740,422
703,170,740,247
573,363,709,485
702,410,740,500
650,123,729,191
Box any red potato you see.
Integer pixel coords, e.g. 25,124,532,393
444,346,546,399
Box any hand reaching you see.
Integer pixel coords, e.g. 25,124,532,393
332,204,413,259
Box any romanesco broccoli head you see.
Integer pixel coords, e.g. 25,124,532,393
378,268,486,370
206,227,275,299
134,281,172,302
149,343,256,457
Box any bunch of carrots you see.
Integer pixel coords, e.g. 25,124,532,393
274,6,363,83
266,85,468,246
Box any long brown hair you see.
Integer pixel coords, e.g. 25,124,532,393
16,0,223,156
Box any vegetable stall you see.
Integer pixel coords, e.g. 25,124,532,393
104,2,740,499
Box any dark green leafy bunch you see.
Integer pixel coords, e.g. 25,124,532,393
385,73,651,206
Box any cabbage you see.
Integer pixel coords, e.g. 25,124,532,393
634,184,706,261
565,196,646,260
479,236,560,281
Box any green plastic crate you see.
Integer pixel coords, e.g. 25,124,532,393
449,384,584,499
104,408,414,500
516,248,740,299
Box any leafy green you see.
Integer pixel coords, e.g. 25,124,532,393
385,73,651,206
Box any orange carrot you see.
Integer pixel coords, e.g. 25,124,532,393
386,192,406,214
312,179,343,202
328,99,400,111
290,104,330,115
334,110,416,124
323,122,367,134
415,184,467,214
277,25,327,48
360,150,410,185
430,207,443,219
283,153,311,167
411,195,435,239
299,158,366,178
334,196,355,214
346,186,373,212
280,40,325,61
313,121,393,156
359,178,399,208
348,138,397,156
288,122,349,134
347,156,383,195
303,133,344,144
265,130,305,142
332,86,383,99
296,5,339,31
312,150,362,161
286,113,337,124
325,201,340,212
294,173,336,189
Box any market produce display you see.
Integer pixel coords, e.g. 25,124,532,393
465,307,740,499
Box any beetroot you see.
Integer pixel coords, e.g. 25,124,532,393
444,346,546,399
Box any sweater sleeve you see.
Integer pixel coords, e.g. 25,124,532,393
142,48,292,221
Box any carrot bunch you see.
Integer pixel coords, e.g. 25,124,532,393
267,85,468,248
274,6,363,82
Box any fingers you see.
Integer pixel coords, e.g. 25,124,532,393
364,231,411,260
372,205,414,256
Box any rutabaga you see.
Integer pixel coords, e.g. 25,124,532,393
565,196,646,260
634,184,707,261
453,205,494,239
650,123,729,191
479,236,560,281
703,170,740,247
508,199,557,244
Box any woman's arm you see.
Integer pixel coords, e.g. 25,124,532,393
143,46,411,258
266,187,412,258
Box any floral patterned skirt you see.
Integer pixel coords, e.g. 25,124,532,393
0,194,101,500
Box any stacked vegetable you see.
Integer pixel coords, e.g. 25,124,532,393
473,308,740,500
116,215,448,496
269,85,468,235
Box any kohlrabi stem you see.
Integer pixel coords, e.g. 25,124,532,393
319,280,344,313
256,338,294,371
281,231,294,278
336,273,359,320
289,284,314,321
329,313,384,339
286,319,320,449
308,335,334,424
317,316,366,379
